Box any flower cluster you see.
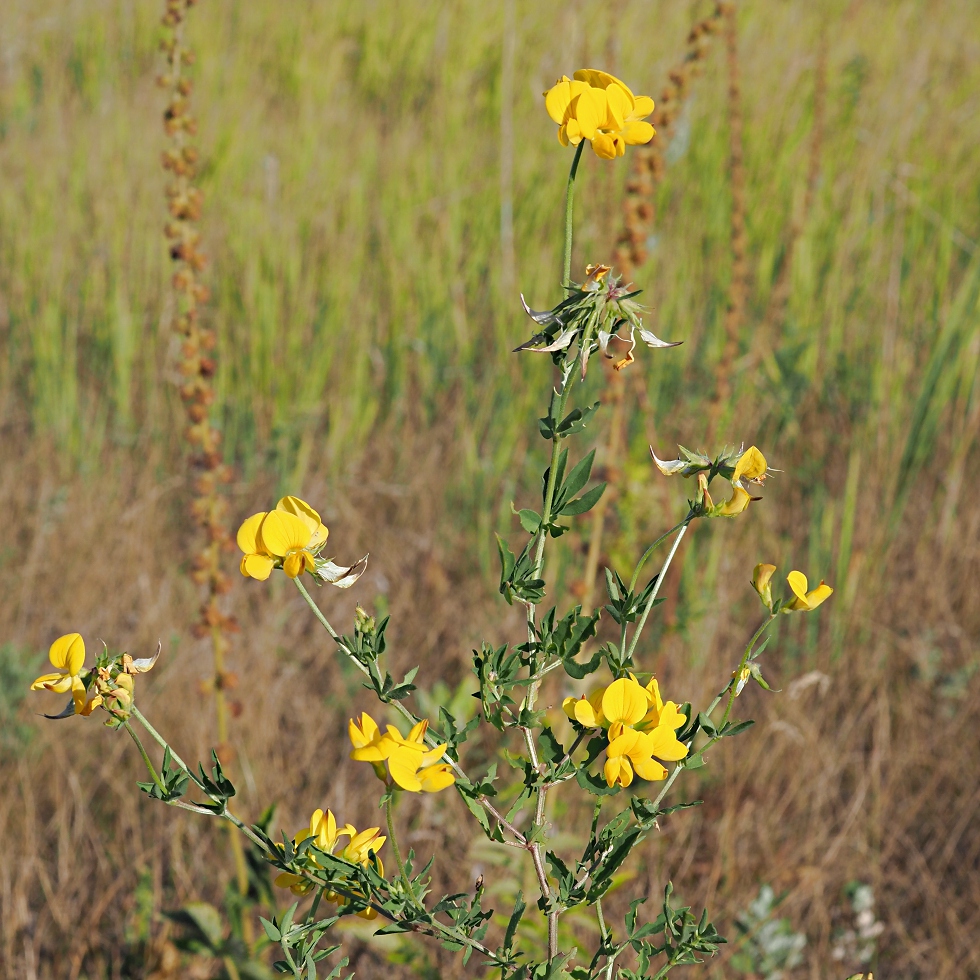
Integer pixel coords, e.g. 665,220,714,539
544,69,654,159
652,444,770,517
563,675,689,788
30,633,158,722
517,264,679,378
237,495,368,586
273,808,385,919
349,713,456,793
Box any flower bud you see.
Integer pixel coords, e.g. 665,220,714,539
751,563,776,610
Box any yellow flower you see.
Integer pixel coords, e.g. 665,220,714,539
732,446,768,486
237,495,329,580
562,687,606,728
30,633,103,716
573,69,655,159
603,724,688,788
543,68,654,159
601,675,653,737
341,826,386,873
785,570,833,612
275,807,366,897
752,563,777,609
348,713,456,793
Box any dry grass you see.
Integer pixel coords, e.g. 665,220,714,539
1,0,980,978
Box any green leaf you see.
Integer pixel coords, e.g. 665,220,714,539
561,482,606,516
517,508,542,533
504,890,526,952
259,916,281,943
561,449,596,500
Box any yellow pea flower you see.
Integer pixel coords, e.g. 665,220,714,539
752,563,777,609
341,826,386,873
785,570,833,611
562,687,606,728
601,675,653,737
237,496,329,580
30,633,103,716
348,713,455,793
603,729,664,788
603,723,689,789
544,68,654,159
573,69,655,159
732,446,768,486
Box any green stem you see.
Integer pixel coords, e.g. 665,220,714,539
385,793,417,906
628,519,690,593
595,898,609,940
131,705,206,792
563,141,586,293
624,522,690,664
717,615,775,730
124,721,167,794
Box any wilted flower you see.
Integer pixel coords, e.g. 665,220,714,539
516,266,678,379
544,69,654,159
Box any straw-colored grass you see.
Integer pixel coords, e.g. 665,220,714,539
1,0,979,977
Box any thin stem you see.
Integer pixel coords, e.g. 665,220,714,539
385,793,417,906
131,705,206,792
624,522,690,663
563,140,586,293
595,898,609,940
124,721,167,794
718,615,775,730
628,519,690,593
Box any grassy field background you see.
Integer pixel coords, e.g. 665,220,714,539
1,0,979,977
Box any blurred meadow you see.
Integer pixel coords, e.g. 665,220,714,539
2,0,980,977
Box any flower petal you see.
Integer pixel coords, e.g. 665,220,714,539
387,750,423,792
590,132,617,160
646,725,689,762
258,511,312,557
623,120,654,145
282,551,306,579
631,95,655,119
418,764,456,792
604,82,631,130
236,512,267,555
49,633,84,674
544,76,573,124
733,446,768,483
571,86,605,140
787,570,809,604
602,677,649,727
241,553,275,580
32,671,72,692
573,68,636,103
631,755,668,781
806,582,834,609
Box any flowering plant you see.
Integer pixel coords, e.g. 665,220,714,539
28,67,832,979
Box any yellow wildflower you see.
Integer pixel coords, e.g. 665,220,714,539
274,807,353,896
237,495,329,580
30,633,102,716
603,724,688,788
752,563,777,609
601,675,653,737
348,713,455,793
785,571,833,611
732,446,768,487
543,68,654,159
562,687,606,728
